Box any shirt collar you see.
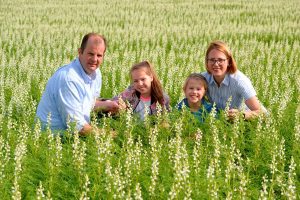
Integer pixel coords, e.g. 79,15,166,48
183,98,190,108
75,58,97,83
208,73,230,86
183,98,205,112
222,74,230,86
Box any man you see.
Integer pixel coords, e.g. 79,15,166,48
36,33,119,136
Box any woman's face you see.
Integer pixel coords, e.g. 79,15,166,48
131,68,153,97
206,49,229,82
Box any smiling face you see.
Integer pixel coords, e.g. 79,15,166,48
78,35,105,75
131,68,153,97
206,49,229,84
184,78,206,108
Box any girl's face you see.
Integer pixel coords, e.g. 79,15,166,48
131,68,153,97
184,79,206,107
206,49,229,82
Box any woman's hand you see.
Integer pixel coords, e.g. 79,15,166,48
227,108,241,120
227,108,261,121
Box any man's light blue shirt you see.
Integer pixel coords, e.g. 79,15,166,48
202,71,256,110
36,58,102,131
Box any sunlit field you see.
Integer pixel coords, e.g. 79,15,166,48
0,0,299,199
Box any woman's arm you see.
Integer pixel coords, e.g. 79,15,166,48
228,96,262,120
244,96,262,119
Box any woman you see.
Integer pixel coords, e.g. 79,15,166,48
201,41,266,120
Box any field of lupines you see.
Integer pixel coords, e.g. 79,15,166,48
0,0,299,199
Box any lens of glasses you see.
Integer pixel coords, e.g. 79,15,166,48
208,58,226,64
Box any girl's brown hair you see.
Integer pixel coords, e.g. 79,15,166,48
130,61,164,105
205,41,237,74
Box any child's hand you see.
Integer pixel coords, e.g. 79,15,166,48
118,97,127,111
160,120,170,129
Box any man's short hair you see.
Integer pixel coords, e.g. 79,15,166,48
80,33,107,52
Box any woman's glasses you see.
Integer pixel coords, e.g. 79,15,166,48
207,58,227,65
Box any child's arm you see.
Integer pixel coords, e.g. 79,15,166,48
163,93,171,112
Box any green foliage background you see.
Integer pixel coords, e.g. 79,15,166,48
0,0,299,199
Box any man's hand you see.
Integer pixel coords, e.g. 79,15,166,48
94,99,119,114
79,124,93,136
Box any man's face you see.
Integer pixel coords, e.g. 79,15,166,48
78,36,106,75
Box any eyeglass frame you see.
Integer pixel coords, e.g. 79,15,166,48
206,58,228,65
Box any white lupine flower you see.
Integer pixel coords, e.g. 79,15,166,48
72,133,86,174
193,128,202,174
134,183,143,200
233,147,249,199
169,121,191,199
0,89,5,115
0,136,10,181
113,163,126,199
12,176,21,200
232,114,240,139
54,135,63,168
259,175,268,200
226,192,233,200
124,132,134,189
12,139,27,200
36,181,46,200
270,150,278,176
207,117,221,199
94,121,113,165
209,103,217,122
80,174,90,200
133,137,143,175
225,140,236,185
14,140,27,176
294,104,300,142
105,160,113,193
149,157,159,196
6,102,15,131
284,157,296,200
125,105,133,133
224,96,232,120
149,125,161,197
33,118,42,148
278,138,286,167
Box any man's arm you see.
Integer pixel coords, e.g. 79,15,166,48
94,99,119,113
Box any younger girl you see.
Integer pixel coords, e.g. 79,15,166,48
177,73,213,122
113,60,170,120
